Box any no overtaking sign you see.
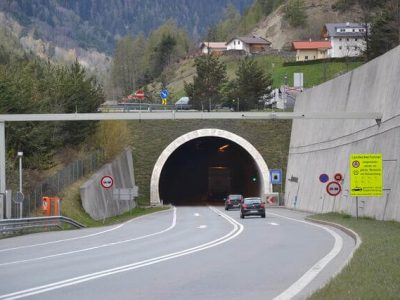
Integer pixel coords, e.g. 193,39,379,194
100,176,114,189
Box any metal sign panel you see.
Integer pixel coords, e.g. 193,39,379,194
270,169,282,185
350,154,383,197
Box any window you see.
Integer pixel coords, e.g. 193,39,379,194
346,38,350,41
354,46,358,50
352,29,355,32
305,56,308,60
339,46,342,50
339,38,342,41
340,28,345,32
355,38,358,41
238,41,241,45
233,41,236,45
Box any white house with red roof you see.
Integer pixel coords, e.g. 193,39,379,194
292,40,332,62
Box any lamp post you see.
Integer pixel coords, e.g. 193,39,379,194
17,151,23,218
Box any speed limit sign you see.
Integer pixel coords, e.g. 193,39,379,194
100,176,114,189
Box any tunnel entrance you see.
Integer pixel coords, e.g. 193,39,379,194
150,129,272,206
159,137,261,205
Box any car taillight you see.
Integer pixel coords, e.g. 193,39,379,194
260,203,265,208
242,204,248,208
227,200,231,204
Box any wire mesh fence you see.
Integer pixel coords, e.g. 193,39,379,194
15,150,105,217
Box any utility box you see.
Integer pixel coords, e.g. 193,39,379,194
42,197,61,216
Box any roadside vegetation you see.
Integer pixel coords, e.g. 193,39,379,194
309,213,400,299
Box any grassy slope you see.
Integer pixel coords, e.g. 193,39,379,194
166,55,363,100
309,213,400,299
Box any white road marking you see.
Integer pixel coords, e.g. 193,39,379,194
268,212,343,300
197,225,207,229
0,207,177,267
0,208,173,253
194,213,200,217
268,222,279,226
0,207,243,300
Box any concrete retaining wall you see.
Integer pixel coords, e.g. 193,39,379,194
285,46,400,221
80,147,137,220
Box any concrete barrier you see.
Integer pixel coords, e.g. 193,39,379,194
285,46,400,221
80,147,137,220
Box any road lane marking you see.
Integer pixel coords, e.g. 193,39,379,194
194,213,200,217
197,225,207,229
0,208,173,253
268,212,343,300
0,207,243,300
268,222,279,226
0,207,177,267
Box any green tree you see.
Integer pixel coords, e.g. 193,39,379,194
367,0,400,59
184,55,227,111
233,58,273,111
284,0,307,27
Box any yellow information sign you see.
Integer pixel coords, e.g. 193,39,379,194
350,154,383,197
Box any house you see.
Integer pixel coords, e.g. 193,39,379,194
292,40,331,61
226,36,271,55
199,42,227,55
321,22,368,58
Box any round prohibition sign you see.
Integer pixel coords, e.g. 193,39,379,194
100,175,114,189
326,181,342,196
352,160,360,168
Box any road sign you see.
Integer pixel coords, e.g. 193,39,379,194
134,90,145,100
319,173,329,183
100,175,114,189
14,191,24,203
334,173,343,182
326,181,341,196
270,169,282,185
160,89,169,99
350,154,382,196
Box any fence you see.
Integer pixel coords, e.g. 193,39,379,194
12,150,105,218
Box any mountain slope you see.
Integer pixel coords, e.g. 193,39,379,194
252,0,363,50
0,0,254,54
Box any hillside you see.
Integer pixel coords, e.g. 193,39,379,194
0,0,253,54
252,0,363,50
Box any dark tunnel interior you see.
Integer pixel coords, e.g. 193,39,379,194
159,137,261,206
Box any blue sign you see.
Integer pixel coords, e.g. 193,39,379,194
270,169,282,185
319,173,329,183
160,89,169,99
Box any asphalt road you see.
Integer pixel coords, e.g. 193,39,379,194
0,207,355,300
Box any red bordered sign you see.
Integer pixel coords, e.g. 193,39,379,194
334,173,343,182
100,176,114,189
326,181,342,196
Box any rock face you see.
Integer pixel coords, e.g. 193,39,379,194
285,46,400,221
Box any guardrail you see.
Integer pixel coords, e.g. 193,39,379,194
0,216,86,234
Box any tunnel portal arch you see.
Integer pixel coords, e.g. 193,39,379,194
150,129,272,205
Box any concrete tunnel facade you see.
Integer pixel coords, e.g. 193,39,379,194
150,129,272,205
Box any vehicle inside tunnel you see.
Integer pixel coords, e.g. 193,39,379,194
159,137,261,206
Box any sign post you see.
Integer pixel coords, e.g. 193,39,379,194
350,153,383,218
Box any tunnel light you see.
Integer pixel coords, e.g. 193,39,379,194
218,144,230,152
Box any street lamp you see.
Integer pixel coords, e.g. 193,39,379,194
17,151,23,218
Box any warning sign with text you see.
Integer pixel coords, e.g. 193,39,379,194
350,154,383,197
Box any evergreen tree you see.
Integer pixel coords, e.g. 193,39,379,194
367,0,400,59
233,58,273,111
184,55,227,111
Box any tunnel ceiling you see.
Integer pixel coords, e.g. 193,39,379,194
159,137,260,205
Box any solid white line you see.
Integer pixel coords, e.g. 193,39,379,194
0,208,173,253
268,211,343,300
0,207,177,267
0,207,243,300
